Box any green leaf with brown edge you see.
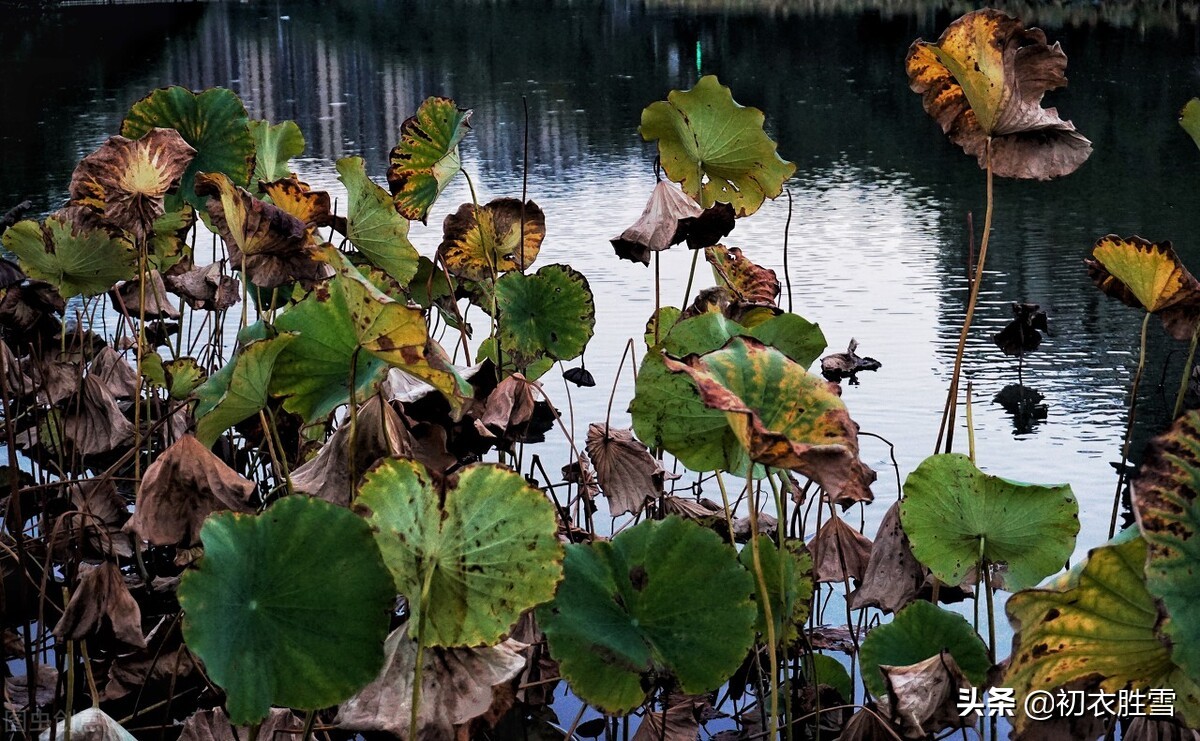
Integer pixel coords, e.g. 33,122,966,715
900,453,1078,591
1004,532,1200,731
705,245,780,306
336,157,420,285
122,86,256,211
1085,234,1200,341
905,9,1091,180
438,198,545,281
355,458,563,648
639,75,795,217
1132,409,1200,683
2,217,136,299
195,333,296,447
738,536,813,644
495,264,595,370
537,516,756,714
1180,98,1200,152
663,337,875,505
250,120,305,184
387,97,472,223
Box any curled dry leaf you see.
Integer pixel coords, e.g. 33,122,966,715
53,478,133,559
110,270,180,320
705,245,779,306
439,198,545,281
905,9,1091,179
1086,234,1200,340
475,373,539,444
610,181,735,265
40,708,136,741
89,346,138,399
104,642,195,701
124,434,255,546
994,301,1049,357
809,514,873,584
840,709,900,741
585,423,670,516
69,128,197,240
54,561,146,649
4,664,58,713
877,651,977,738
337,623,527,739
631,702,701,741
164,262,241,311
179,708,303,741
63,374,135,456
849,502,927,614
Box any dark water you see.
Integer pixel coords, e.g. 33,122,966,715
5,0,1200,619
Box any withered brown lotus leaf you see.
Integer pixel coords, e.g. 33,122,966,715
25,358,79,405
103,642,195,701
70,128,197,240
63,374,135,455
473,373,555,446
586,423,669,516
124,434,254,546
877,651,977,738
89,346,139,400
0,258,24,289
337,624,527,739
194,171,332,288
840,709,901,741
631,701,701,741
54,561,146,649
291,396,411,507
110,270,180,320
993,301,1048,357
260,176,344,235
164,262,241,311
4,664,59,712
661,495,724,523
905,9,1091,180
705,245,779,306
809,514,872,584
849,502,926,614
610,181,704,265
0,279,64,339
53,478,133,559
1086,235,1200,340
179,708,303,741
439,198,545,281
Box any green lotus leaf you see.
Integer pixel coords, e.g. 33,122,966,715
439,199,546,281
644,306,682,349
250,120,305,184
122,86,255,211
2,217,136,298
806,654,853,702
1005,533,1200,731
147,205,195,274
538,516,756,714
1183,99,1200,152
663,311,825,367
164,357,205,400
900,453,1079,591
1132,410,1200,681
336,157,420,285
387,97,472,223
475,336,555,381
407,256,453,310
738,536,814,644
859,599,990,699
494,264,595,371
663,337,874,503
195,334,296,447
639,75,795,217
356,458,563,648
177,496,394,725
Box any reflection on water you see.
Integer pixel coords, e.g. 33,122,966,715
3,0,1200,545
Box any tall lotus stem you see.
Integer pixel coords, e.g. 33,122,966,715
745,469,778,740
1109,311,1152,538
1173,321,1200,418
409,564,437,741
937,139,993,454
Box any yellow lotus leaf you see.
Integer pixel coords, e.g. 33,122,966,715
1086,235,1200,340
259,176,344,237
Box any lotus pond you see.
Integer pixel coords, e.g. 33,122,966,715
3,1,1200,740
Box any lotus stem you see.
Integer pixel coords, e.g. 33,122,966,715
409,564,437,741
784,188,794,314
1109,311,1152,538
654,252,662,345
937,139,994,454
965,381,976,464
1173,321,1200,418
745,469,779,741
134,238,150,486
300,709,316,741
681,248,700,311
769,476,794,741
66,635,75,741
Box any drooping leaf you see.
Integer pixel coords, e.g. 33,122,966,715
905,9,1092,179
111,270,179,320
877,651,977,738
630,702,702,741
179,708,303,741
610,181,734,265
122,86,256,210
1005,533,1200,731
40,708,136,741
164,262,241,312
177,496,395,725
53,561,146,649
640,75,795,217
291,396,410,507
705,245,779,306
439,198,546,281
1182,98,1200,153
809,514,873,584
249,119,305,184
738,536,813,643
69,128,196,240
1132,410,1200,681
993,301,1049,357
849,502,930,614
1086,234,1200,340
585,423,667,516
194,334,295,446
858,599,989,699
664,337,876,504
900,453,1078,591
2,217,136,298
356,458,563,647
336,156,420,285
62,374,135,455
387,96,472,223
494,264,595,370
538,516,756,714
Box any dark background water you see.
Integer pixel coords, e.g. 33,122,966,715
4,0,1200,564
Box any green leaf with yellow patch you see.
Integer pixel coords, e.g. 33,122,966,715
438,198,545,281
195,333,295,447
336,157,420,285
1086,234,1200,341
387,97,472,223
2,217,136,298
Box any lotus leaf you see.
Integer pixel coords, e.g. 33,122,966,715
640,75,795,217
356,458,563,647
610,180,735,265
806,654,853,702
249,120,305,183
195,334,295,446
705,245,779,306
877,651,976,738
259,177,338,236
387,97,472,223
1005,534,1200,730
585,423,666,516
1132,410,1200,681
900,453,1076,591
147,205,195,274
69,129,196,240
122,86,256,210
738,536,813,643
1086,234,1200,340
164,357,205,400
905,9,1091,179
858,599,989,699
54,561,146,649
177,496,394,725
336,157,420,285
664,337,874,503
1183,99,1200,152
538,516,756,714
494,264,595,370
662,311,825,368
439,198,545,281
2,217,136,298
